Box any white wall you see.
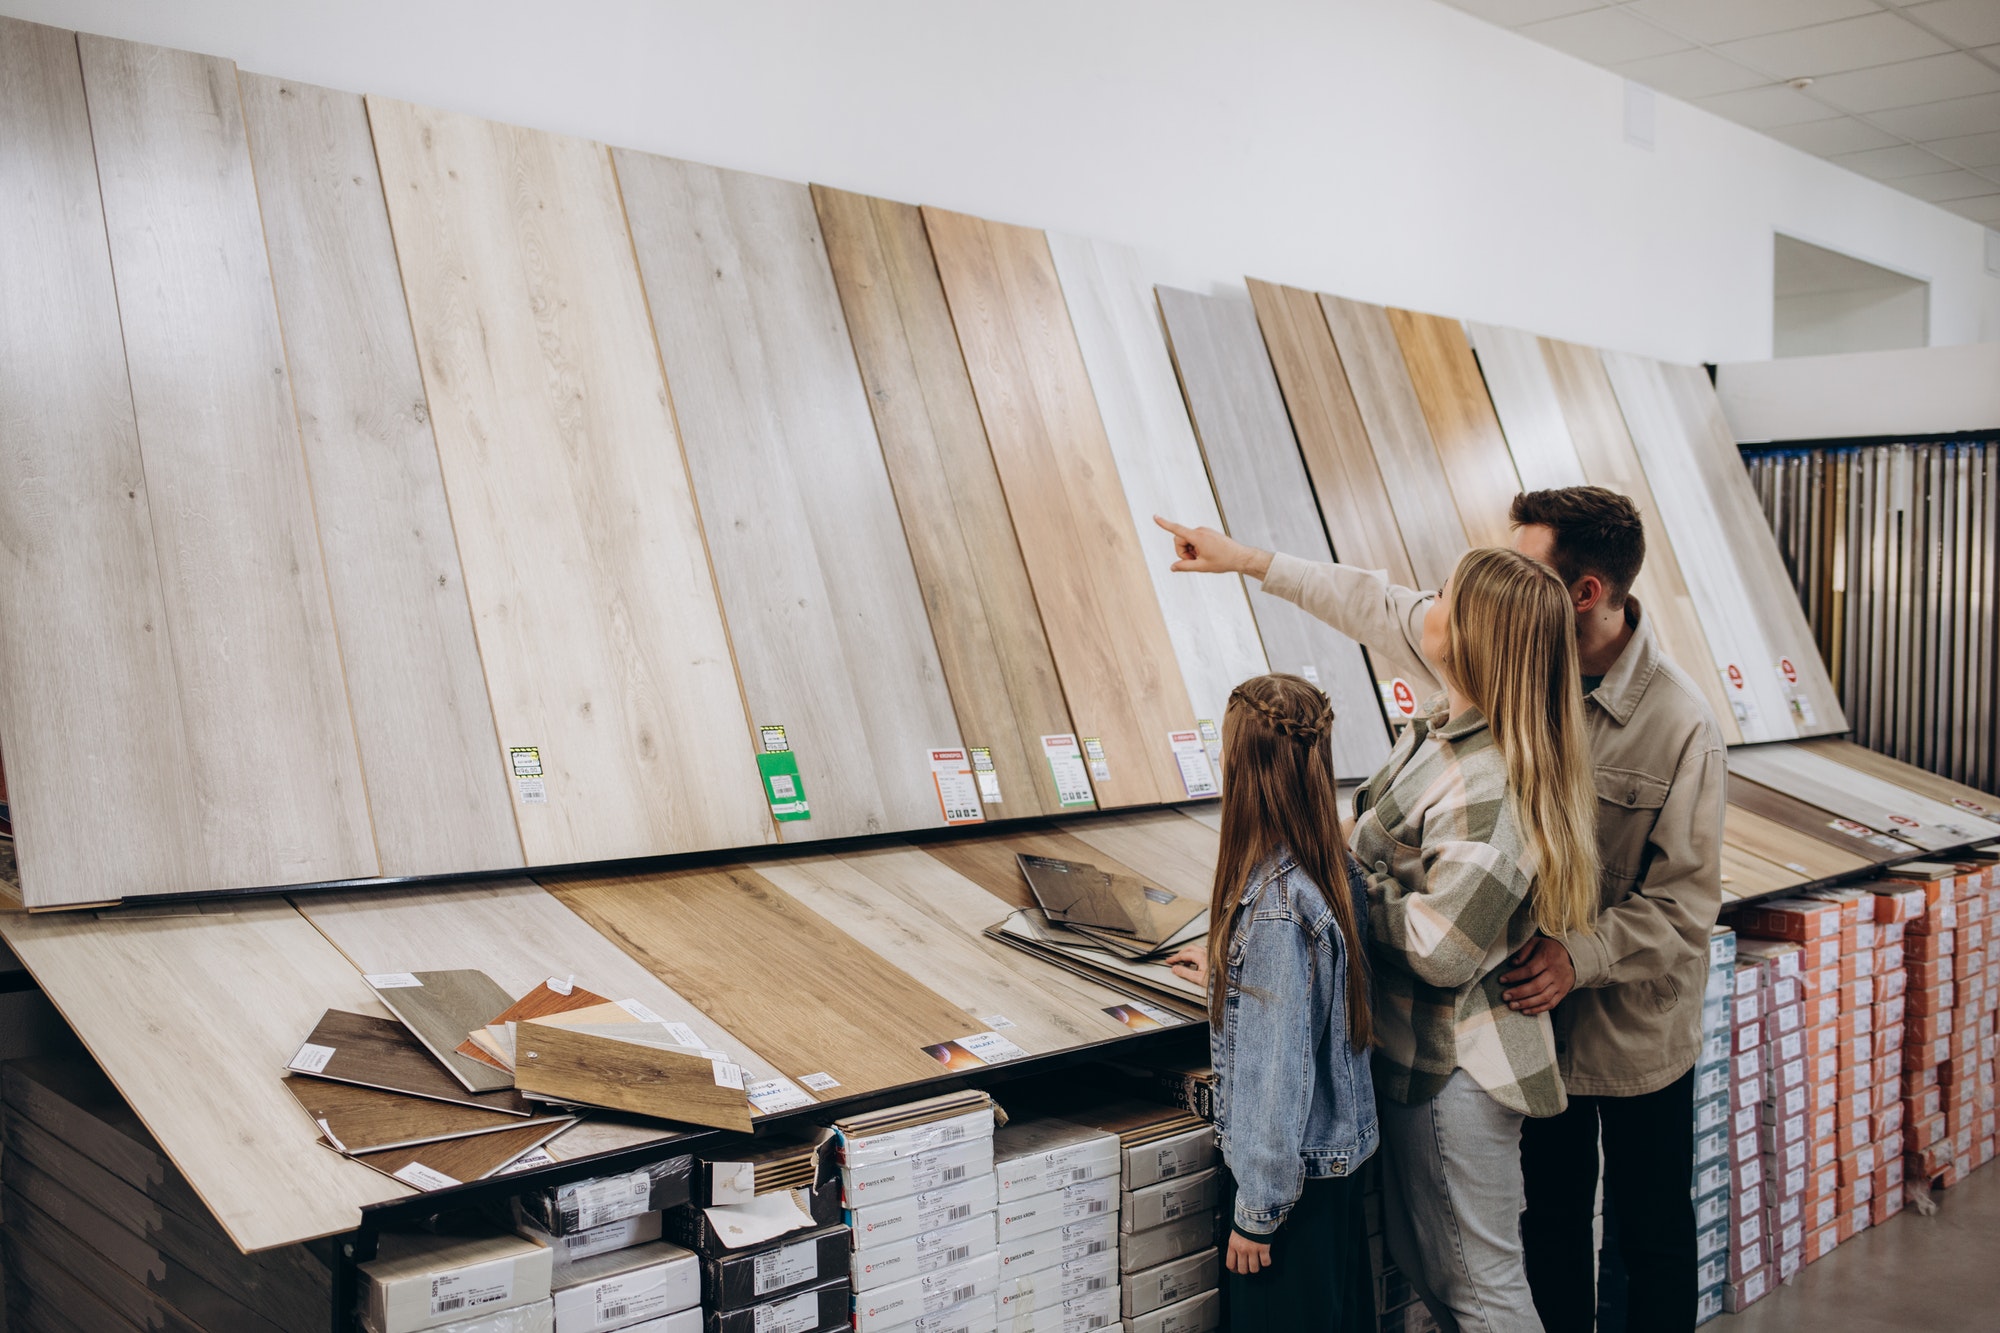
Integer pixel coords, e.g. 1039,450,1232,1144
9,0,1999,364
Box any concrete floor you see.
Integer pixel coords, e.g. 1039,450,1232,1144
1721,1168,2000,1331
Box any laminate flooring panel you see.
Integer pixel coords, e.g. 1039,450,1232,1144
1181,805,1224,834
78,34,378,895
1318,295,1467,586
1047,233,1268,743
1719,842,1804,902
283,1078,553,1156
1388,309,1520,550
291,880,809,1107
812,185,1074,816
1465,323,1587,493
546,865,983,1095
367,96,771,865
363,970,515,1093
1727,745,2000,852
1723,805,1868,885
1602,350,1795,742
1062,809,1219,906
1154,286,1390,779
1800,737,2000,823
239,74,521,878
758,847,1136,1055
345,1118,569,1189
0,19,204,907
0,899,408,1250
1661,362,1845,736
287,1009,531,1114
617,154,962,840
1548,341,1743,744
1727,775,1917,862
925,207,1194,807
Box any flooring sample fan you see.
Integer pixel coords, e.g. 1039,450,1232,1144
363,971,516,1094
1048,232,1269,749
924,206,1198,808
283,1078,561,1154
812,185,1078,818
615,153,964,842
1388,309,1521,552
510,1023,752,1131
239,74,522,879
367,95,772,865
1155,285,1392,779
343,1117,572,1190
287,1009,531,1114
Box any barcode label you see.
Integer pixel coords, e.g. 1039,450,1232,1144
601,1304,627,1321
945,1244,970,1264
1067,1166,1089,1183
951,1285,976,1303
427,1265,512,1318
940,1165,966,1184
947,1203,971,1222
436,1296,465,1314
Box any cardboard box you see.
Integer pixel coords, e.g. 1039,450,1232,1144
1120,1249,1217,1319
703,1277,848,1333
852,1252,999,1333
997,1175,1118,1240
1123,1289,1219,1333
998,1216,1117,1275
1738,900,1843,942
518,1157,694,1236
515,1211,663,1276
997,1249,1117,1312
363,1232,555,1333
1119,1127,1218,1192
849,1174,999,1250
1006,1288,1117,1332
842,1137,995,1208
836,1100,997,1171
1122,1170,1220,1235
1804,1223,1839,1264
992,1120,1121,1198
550,1241,698,1333
850,1215,997,1292
700,1224,848,1310
1119,1212,1218,1274
1907,931,1956,961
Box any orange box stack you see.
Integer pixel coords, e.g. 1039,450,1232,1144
1880,861,1971,1192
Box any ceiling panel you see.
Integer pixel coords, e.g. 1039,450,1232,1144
1628,0,1880,45
1897,167,2000,201
1928,129,2000,168
1809,52,2000,114
1715,14,1949,79
1616,47,1772,97
1518,6,1692,62
1449,0,1611,23
1765,116,1905,153
1696,83,1846,127
1945,193,2000,222
1901,0,2000,50
1830,142,1970,180
1872,91,2000,141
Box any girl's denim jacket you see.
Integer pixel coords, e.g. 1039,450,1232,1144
1210,849,1379,1239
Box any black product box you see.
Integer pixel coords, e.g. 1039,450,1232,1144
702,1224,850,1311
703,1275,848,1333
516,1155,694,1235
665,1178,842,1257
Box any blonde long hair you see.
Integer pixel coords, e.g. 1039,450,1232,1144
1205,674,1371,1048
1443,548,1600,938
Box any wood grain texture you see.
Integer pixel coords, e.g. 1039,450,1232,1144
811,185,1073,816
1387,308,1520,550
920,823,1162,913
291,880,808,1105
512,1022,751,1130
1063,809,1219,906
925,206,1194,807
1464,323,1588,494
1799,737,2000,822
239,74,522,878
1542,340,1743,745
289,1009,531,1113
79,34,377,892
367,96,771,865
1318,295,1466,585
0,18,203,907
1659,362,1846,736
346,1118,569,1188
5,1190,206,1333
1156,286,1390,779
617,154,962,840
1727,774,1916,861
1719,842,1805,901
1047,233,1269,739
282,1077,556,1153
0,899,409,1250
366,970,516,1093
547,864,979,1094
1728,744,2000,852
1722,805,1868,884
457,978,611,1068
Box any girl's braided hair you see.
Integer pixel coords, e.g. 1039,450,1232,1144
1227,679,1334,747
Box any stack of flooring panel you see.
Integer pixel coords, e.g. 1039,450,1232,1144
1,1056,331,1333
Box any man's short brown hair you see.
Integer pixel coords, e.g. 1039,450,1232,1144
1508,487,1645,607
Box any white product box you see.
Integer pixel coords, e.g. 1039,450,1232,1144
843,1137,995,1207
550,1241,698,1333
606,1312,700,1333
516,1212,663,1275
849,1174,999,1249
993,1120,1121,1198
998,1215,1119,1274
364,1233,556,1333
1118,1213,1217,1274
869,1292,999,1333
853,1252,1001,1333
1004,1286,1120,1332
997,1250,1118,1314
841,1108,997,1170
1122,1288,1219,1333
996,1175,1118,1240
1121,1170,1219,1234
1120,1249,1218,1319
851,1214,999,1291
1120,1129,1216,1191
364,1298,554,1333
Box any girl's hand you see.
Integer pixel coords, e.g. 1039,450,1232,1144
1226,1231,1273,1275
1165,946,1208,988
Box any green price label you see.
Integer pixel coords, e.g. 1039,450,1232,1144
757,750,811,822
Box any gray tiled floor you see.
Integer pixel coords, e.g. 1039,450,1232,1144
1721,1166,2000,1331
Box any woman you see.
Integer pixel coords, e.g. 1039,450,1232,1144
1358,546,1599,1333
1167,673,1376,1331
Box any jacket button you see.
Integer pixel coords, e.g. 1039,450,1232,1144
1626,788,1637,803
1374,860,1388,874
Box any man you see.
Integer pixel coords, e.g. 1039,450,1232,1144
1156,486,1725,1333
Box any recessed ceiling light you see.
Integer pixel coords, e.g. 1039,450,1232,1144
1788,77,1815,91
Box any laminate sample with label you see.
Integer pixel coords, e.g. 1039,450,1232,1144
925,207,1195,807
0,18,201,907
617,154,962,840
1319,295,1467,586
80,34,376,893
1719,842,1805,902
1465,322,1587,494
1387,308,1520,551
0,900,410,1250
346,1118,571,1190
512,1023,751,1131
239,74,521,878
367,96,771,865
547,865,980,1094
1800,737,2000,822
1727,774,1916,861
812,185,1075,817
1722,806,1868,885
282,1078,557,1154
1048,232,1268,742
1063,809,1220,907
1728,744,2000,852
1542,340,1742,744
288,1010,531,1114
1156,286,1390,778
364,971,516,1094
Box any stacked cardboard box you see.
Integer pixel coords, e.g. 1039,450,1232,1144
1735,936,1805,1290
1938,854,1997,1181
1691,926,1737,1325
1882,863,1962,1193
1717,930,1774,1316
990,1117,1122,1332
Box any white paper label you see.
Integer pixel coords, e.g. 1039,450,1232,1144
315,1118,346,1152
983,1015,1016,1030
954,1030,1028,1065
754,1237,821,1296
1299,664,1321,684
1197,717,1222,768
927,748,986,824
970,747,1002,804
799,1071,841,1091
394,1162,461,1191
713,1059,746,1089
753,1289,818,1333
659,1020,701,1046
429,1263,512,1318
1041,734,1095,808
1168,730,1219,798
548,975,574,995
365,972,423,989
594,1276,672,1325
770,773,797,799
569,1170,654,1230
1081,736,1110,781
748,1078,817,1112
509,747,548,803
616,998,667,1024
501,1147,555,1174
516,776,547,804
290,1042,336,1074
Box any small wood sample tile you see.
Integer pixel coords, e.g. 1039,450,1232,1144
289,1010,530,1115
457,978,611,1070
283,1077,559,1154
345,1118,571,1191
512,1022,752,1131
365,970,516,1093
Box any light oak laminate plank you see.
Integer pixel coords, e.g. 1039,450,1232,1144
1723,805,1868,884
0,899,408,1250
81,34,377,891
239,74,521,877
1465,323,1587,494
1155,286,1390,779
1799,737,2000,823
1727,775,1915,862
1545,341,1743,745
926,207,1194,807
1719,842,1804,902
1387,308,1520,551
1181,805,1223,834
0,19,202,906
620,155,967,840
368,97,771,864
1319,295,1466,586
1048,233,1269,741
812,185,1073,816
1063,809,1219,905
1727,744,2000,852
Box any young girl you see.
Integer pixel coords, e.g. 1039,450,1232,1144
1357,547,1600,1333
1167,672,1376,1331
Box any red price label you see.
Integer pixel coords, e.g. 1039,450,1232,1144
1889,814,1920,828
1779,658,1797,684
1726,665,1744,690
1392,679,1417,716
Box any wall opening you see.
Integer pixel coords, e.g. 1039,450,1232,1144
1774,234,1928,359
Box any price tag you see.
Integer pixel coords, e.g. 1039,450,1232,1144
1041,735,1095,808
927,748,985,824
799,1071,842,1091
712,1060,746,1089
1299,664,1321,684
365,972,423,989
500,1147,555,1174
1081,737,1110,782
969,747,1002,804
1197,718,1222,768
746,1079,816,1113
394,1161,461,1192
289,1042,336,1074
615,998,666,1024
427,1262,511,1317
509,746,547,804
757,741,811,823
1169,730,1219,798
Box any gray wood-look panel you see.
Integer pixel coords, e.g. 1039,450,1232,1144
368,98,773,865
1155,285,1392,779
0,19,203,906
240,74,522,878
79,34,378,892
617,153,965,840
1465,322,1587,493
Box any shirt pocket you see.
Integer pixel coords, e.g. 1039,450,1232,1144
1593,766,1670,894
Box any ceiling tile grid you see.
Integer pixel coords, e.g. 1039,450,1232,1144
1440,0,2000,226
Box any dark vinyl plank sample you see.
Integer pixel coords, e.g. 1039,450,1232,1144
366,970,516,1093
282,1077,555,1154
288,1010,531,1115
346,1118,570,1189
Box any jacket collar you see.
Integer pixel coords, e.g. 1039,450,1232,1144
1411,694,1490,743
1588,596,1662,727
